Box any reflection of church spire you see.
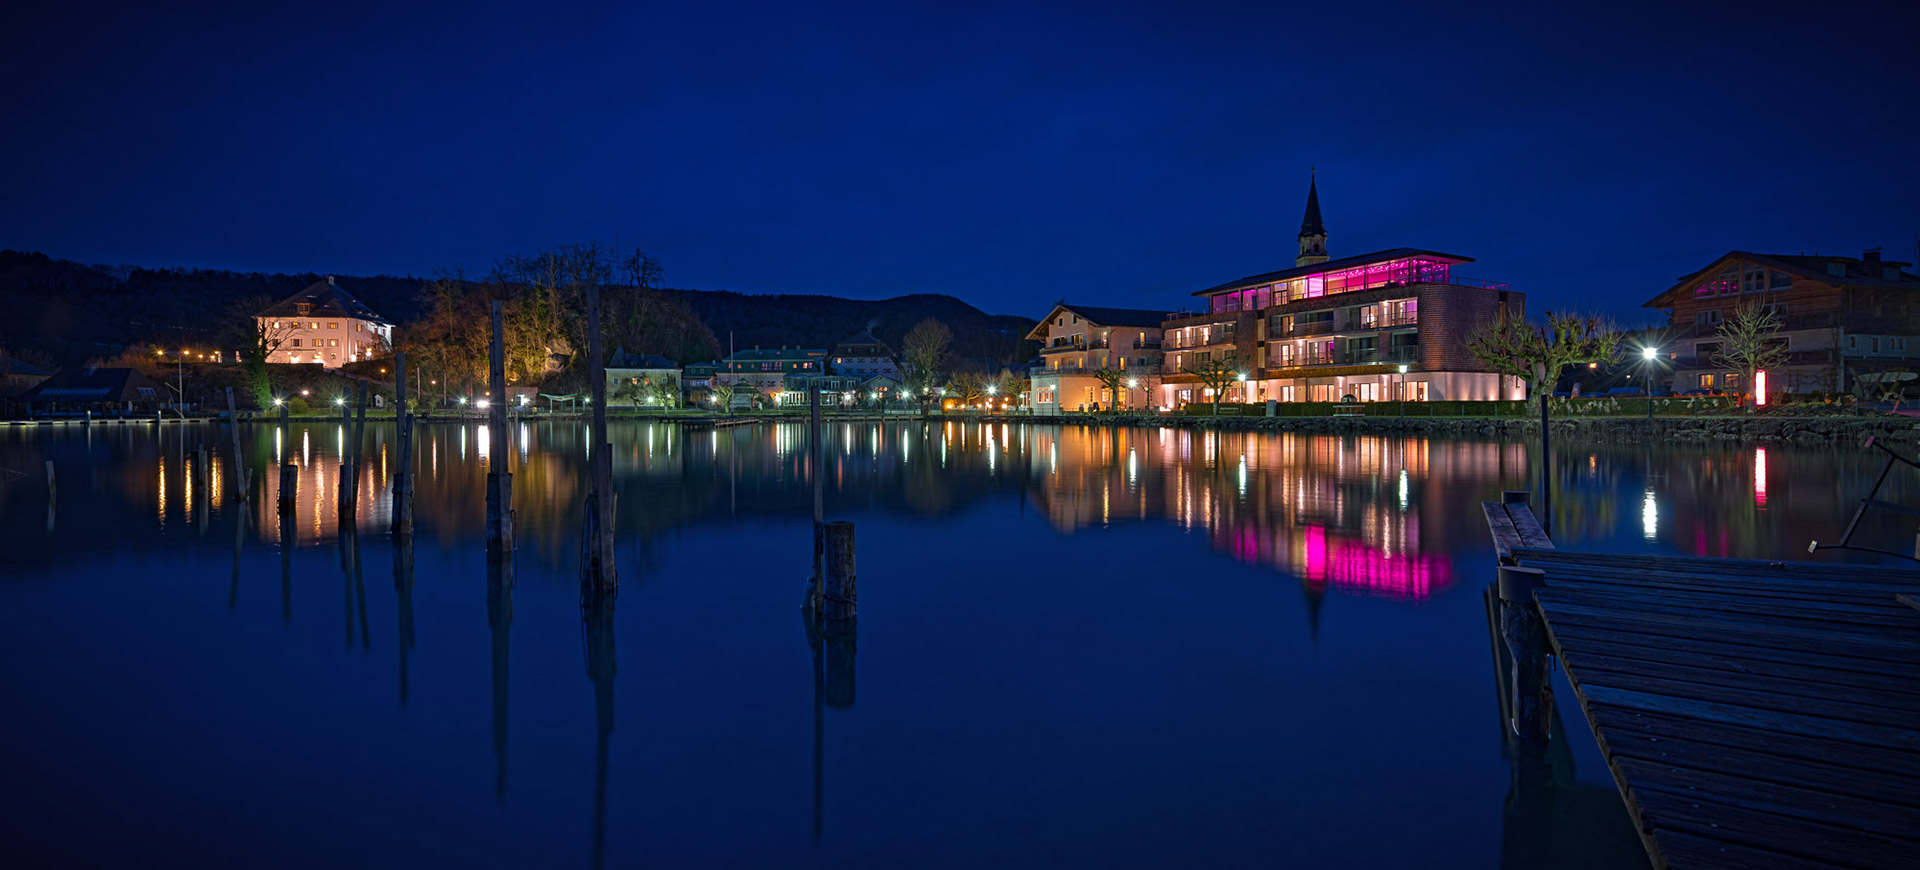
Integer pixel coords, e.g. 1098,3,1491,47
488,554,514,803
583,589,618,870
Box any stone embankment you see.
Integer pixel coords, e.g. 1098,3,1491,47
987,413,1920,445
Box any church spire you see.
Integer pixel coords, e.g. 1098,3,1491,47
1296,172,1329,267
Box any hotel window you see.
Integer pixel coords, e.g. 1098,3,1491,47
1827,262,1846,277
1742,265,1767,292
311,322,319,329
291,339,301,347
329,322,339,329
1695,309,1721,326
1770,270,1792,289
1696,341,1722,357
1281,385,1295,402
329,339,339,347
1699,374,1716,390
1872,337,1881,352
1357,383,1377,402
1895,338,1907,352
329,353,338,360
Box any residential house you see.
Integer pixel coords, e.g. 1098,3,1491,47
1026,304,1168,413
2,356,53,399
828,329,901,380
719,346,827,402
604,348,681,406
1642,249,1920,395
682,362,718,407
254,276,394,368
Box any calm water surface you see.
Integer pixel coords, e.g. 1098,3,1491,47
1,420,1909,868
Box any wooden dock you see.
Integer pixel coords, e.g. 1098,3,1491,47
1482,500,1920,870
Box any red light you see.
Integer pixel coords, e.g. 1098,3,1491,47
1754,370,1768,406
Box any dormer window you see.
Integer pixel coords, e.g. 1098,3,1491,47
296,303,313,315
1827,262,1847,278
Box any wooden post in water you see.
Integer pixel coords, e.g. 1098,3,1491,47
581,281,615,588
393,352,413,536
197,444,210,495
1533,361,1552,533
822,521,856,625
278,461,297,516
810,387,824,610
486,300,514,557
226,388,248,501
1496,563,1551,743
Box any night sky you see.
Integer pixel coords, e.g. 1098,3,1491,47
4,0,1914,323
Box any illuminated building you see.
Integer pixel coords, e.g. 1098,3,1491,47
253,275,393,368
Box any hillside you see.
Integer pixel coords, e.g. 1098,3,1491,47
0,250,1037,367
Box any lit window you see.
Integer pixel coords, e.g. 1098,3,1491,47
329,322,338,329
329,339,338,347
310,322,319,329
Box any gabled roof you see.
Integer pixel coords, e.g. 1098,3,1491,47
1025,303,1172,340
1193,247,1475,296
1643,251,1920,308
17,367,166,403
606,348,678,369
0,356,52,377
722,346,826,362
833,328,894,356
255,276,389,324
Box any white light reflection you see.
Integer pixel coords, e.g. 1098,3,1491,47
1641,489,1658,540
1398,469,1409,511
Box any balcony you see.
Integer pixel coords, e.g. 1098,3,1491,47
1270,346,1419,369
1033,363,1166,377
1040,341,1086,354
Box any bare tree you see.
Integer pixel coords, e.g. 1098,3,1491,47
226,294,296,408
1185,354,1243,415
1467,311,1620,410
1091,367,1126,413
712,382,736,416
995,368,1030,412
1713,302,1789,407
947,370,988,408
902,318,952,413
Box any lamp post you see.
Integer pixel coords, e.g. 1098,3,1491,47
1642,346,1658,420
1397,364,1408,417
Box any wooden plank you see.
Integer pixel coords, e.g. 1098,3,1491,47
1515,548,1920,585
1653,828,1872,870
1547,622,1917,682
1538,599,1920,660
1900,593,1919,614
1541,586,1920,631
1507,502,1553,549
1540,575,1910,615
1483,501,1520,564
1571,668,1917,731
1530,561,1920,598
1543,633,1920,697
1575,684,1920,752
1630,785,1916,870
1564,652,1920,715
1599,729,1920,811
1611,757,1920,841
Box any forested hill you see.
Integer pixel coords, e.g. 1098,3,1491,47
0,250,1038,366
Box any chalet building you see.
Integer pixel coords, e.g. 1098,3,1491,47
828,329,901,379
1026,304,1168,413
254,276,393,369
718,346,826,399
1642,250,1920,395
604,348,681,403
1164,178,1525,406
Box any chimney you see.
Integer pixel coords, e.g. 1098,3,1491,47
327,275,337,285
1864,248,1882,263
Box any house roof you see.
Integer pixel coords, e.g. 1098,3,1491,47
255,276,389,324
0,356,52,377
722,346,826,362
1193,247,1476,296
1025,302,1175,340
17,367,166,403
833,328,894,356
1642,251,1920,308
606,348,678,369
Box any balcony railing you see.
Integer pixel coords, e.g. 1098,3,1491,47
1272,346,1419,368
1032,363,1166,377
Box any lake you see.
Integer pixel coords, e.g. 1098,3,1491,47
1,419,1909,868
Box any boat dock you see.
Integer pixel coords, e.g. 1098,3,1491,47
1485,500,1920,870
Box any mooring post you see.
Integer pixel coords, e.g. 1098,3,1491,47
810,386,824,610
582,281,615,588
226,387,248,501
197,444,210,495
1496,564,1551,743
822,521,856,626
487,299,514,557
393,352,413,536
279,461,297,516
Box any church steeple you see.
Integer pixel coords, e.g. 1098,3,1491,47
1296,172,1329,267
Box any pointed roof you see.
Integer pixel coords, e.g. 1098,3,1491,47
17,367,166,403
254,276,389,324
1025,302,1173,341
1298,175,1326,239
1642,250,1920,308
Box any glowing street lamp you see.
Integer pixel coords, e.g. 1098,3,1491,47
1397,363,1409,416
1642,346,1659,420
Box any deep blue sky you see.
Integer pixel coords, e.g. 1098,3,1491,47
4,0,1914,323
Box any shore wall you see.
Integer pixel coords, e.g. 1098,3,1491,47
984,412,1920,445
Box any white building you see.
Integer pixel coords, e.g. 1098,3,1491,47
255,276,393,368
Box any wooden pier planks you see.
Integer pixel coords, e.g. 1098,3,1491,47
1518,547,1920,870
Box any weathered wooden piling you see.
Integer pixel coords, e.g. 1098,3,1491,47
822,521,856,625
486,299,514,557
1496,564,1551,743
392,352,413,536
226,387,248,501
339,384,367,521
278,461,297,515
197,444,210,494
581,281,615,588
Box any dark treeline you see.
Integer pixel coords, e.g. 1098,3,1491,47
0,249,1037,370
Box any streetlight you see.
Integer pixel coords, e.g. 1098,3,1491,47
1398,364,1409,416
1642,346,1659,420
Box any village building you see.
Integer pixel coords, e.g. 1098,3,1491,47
604,348,681,405
1641,250,1920,395
1026,304,1168,413
681,362,718,407
718,346,826,401
828,329,901,380
1167,177,1525,406
2,356,53,400
254,276,393,369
